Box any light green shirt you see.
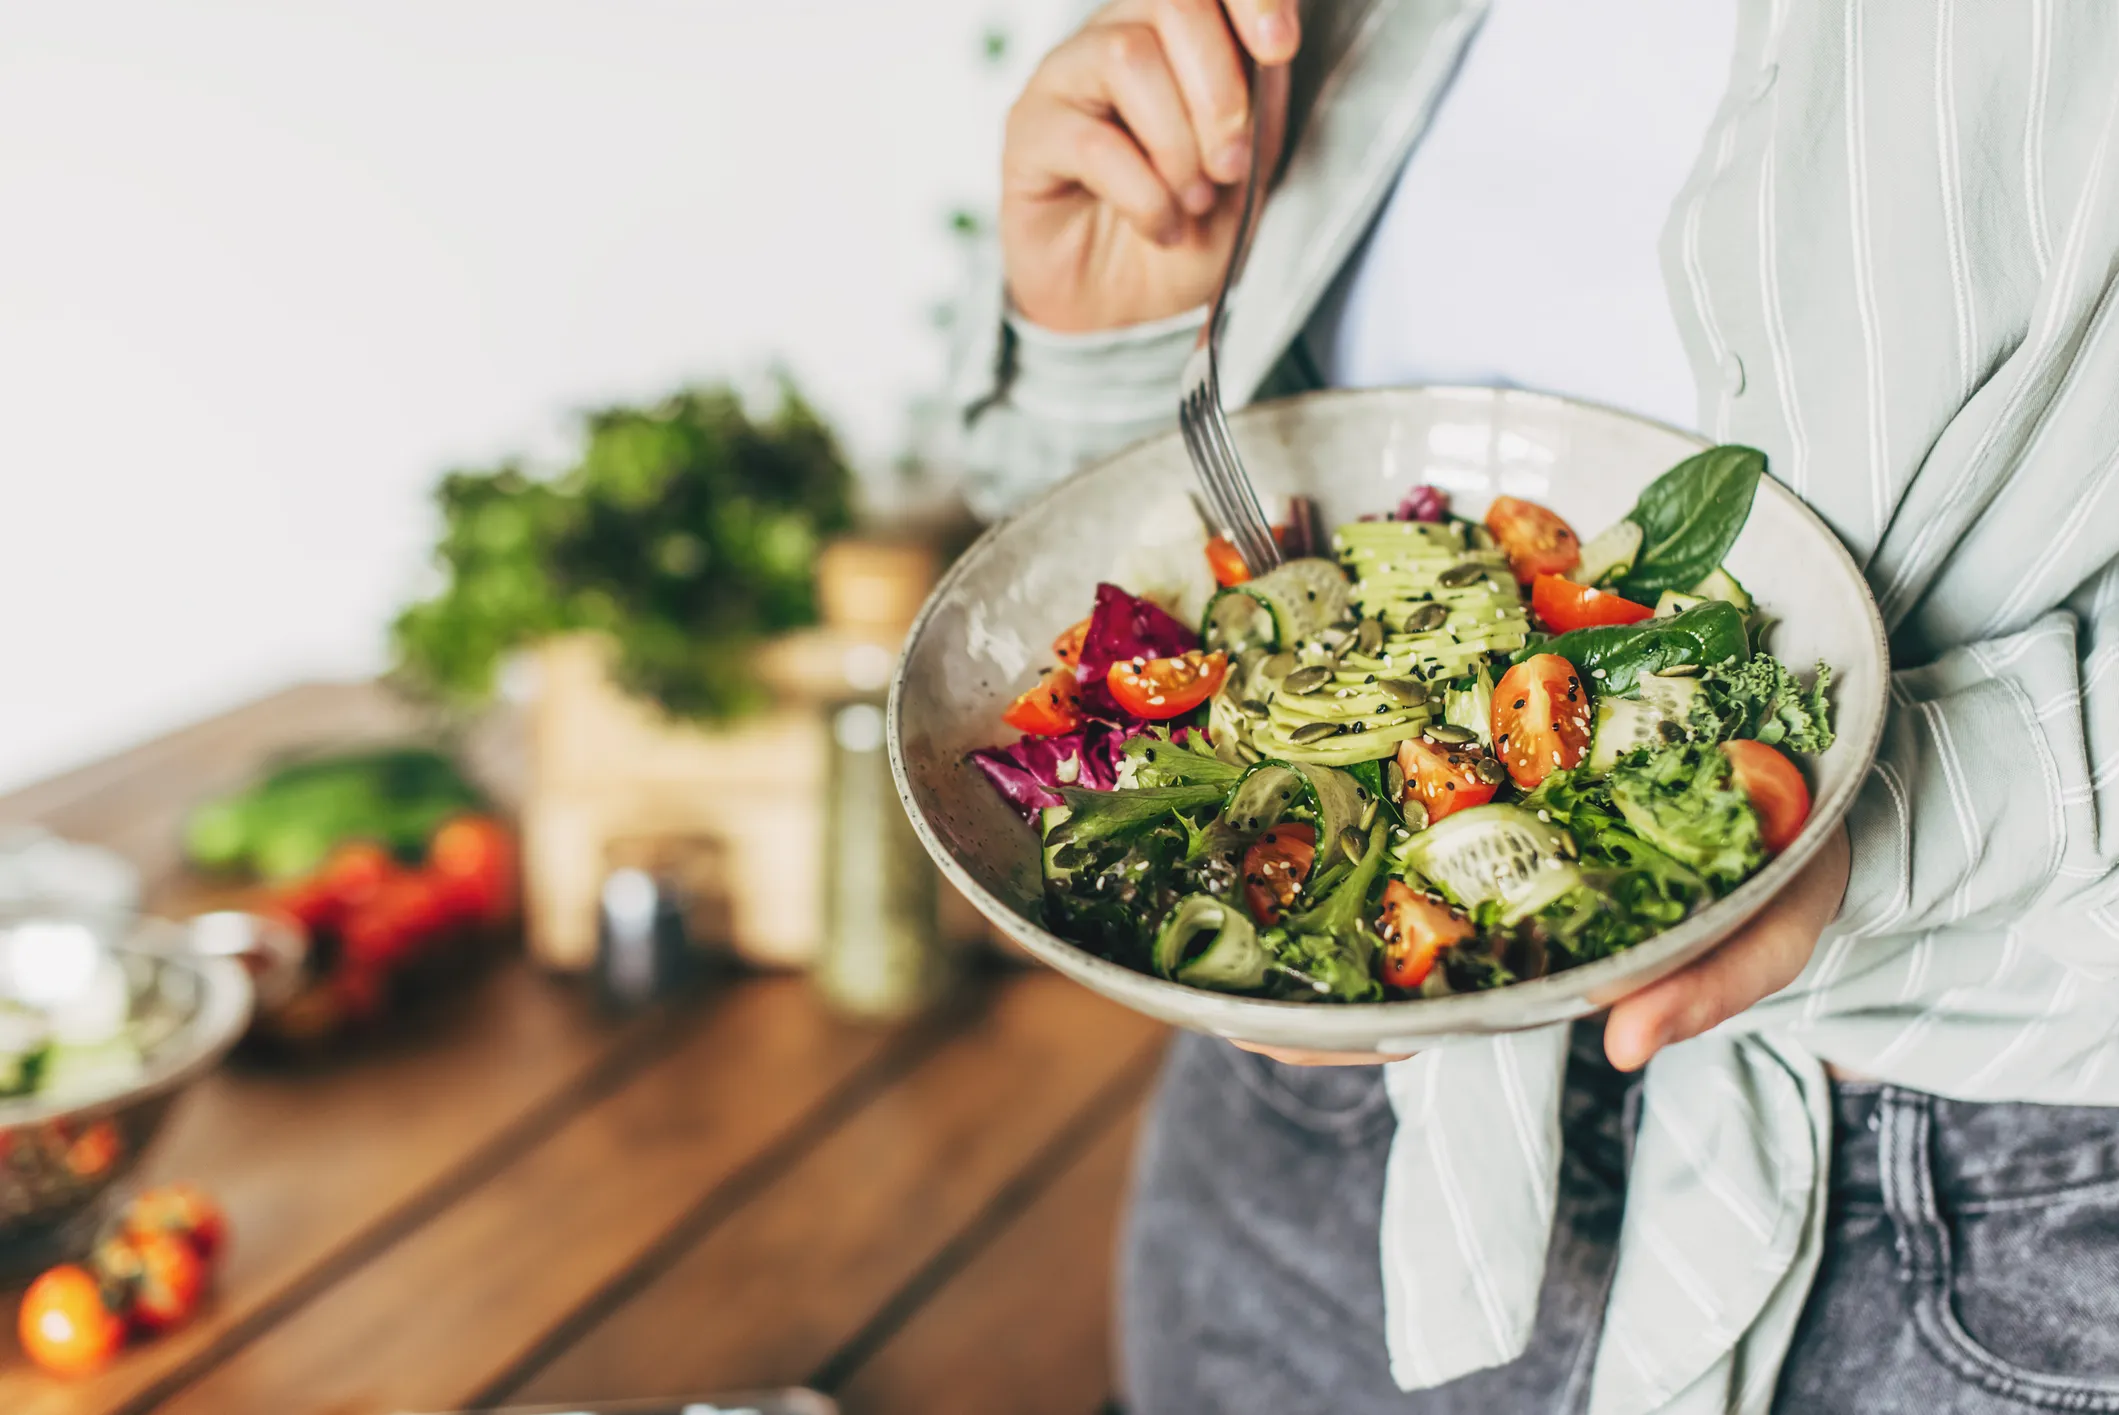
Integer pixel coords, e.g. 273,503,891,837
951,3,2119,1411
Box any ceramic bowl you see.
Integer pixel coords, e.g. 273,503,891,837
0,910,252,1272
891,387,1887,1053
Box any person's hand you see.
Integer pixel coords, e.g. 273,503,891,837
1603,822,1849,1071
1233,824,1852,1071
1001,0,1300,334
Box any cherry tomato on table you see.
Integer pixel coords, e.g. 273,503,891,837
1241,824,1317,926
1395,736,1500,824
1001,667,1083,738
1723,740,1812,852
1106,650,1228,720
1485,497,1582,583
1377,879,1476,990
1493,654,1594,790
1530,574,1654,632
342,873,458,969
428,815,519,926
18,1265,125,1377
124,1183,229,1265
1206,535,1252,587
92,1229,205,1335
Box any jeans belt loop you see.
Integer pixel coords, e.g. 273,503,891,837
1878,1086,1947,1284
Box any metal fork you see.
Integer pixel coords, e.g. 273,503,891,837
1179,63,1282,577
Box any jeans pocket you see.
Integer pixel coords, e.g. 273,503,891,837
1915,1179,2119,1408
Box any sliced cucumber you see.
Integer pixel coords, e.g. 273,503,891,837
1692,566,1754,614
1573,520,1644,588
1152,895,1270,990
1654,589,1706,618
1403,803,1578,916
1202,558,1352,653
1443,664,1495,747
1586,673,1706,772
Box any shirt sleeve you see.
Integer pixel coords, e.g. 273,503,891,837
945,261,1203,523
1830,283,2119,971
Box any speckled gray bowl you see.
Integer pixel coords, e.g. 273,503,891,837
890,387,1888,1053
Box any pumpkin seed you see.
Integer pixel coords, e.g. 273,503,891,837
1659,663,1702,677
1339,827,1367,864
1262,651,1297,679
1402,601,1450,634
1425,723,1477,745
1288,720,1344,745
1242,699,1272,716
1354,618,1385,655
1474,757,1509,785
1379,678,1429,708
1401,798,1430,831
1283,665,1333,695
1384,759,1406,800
1358,798,1379,830
1438,561,1488,588
1657,720,1688,743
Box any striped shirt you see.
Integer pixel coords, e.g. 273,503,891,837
949,3,2119,1411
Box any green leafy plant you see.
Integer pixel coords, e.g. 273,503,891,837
392,381,855,721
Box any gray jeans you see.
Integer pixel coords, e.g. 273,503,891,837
1121,1025,2119,1413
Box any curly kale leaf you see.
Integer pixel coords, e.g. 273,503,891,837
1690,657,1836,754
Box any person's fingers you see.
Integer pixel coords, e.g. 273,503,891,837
1604,829,1851,1072
1147,0,1253,185
1079,23,1216,213
1219,0,1301,67
1232,1040,1409,1066
1005,96,1185,245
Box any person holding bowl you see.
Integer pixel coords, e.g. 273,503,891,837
956,2,2119,1411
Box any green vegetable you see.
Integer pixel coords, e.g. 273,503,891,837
183,747,482,879
392,382,855,721
1608,743,1766,890
1691,566,1756,614
1587,673,1706,772
1521,767,1712,960
1619,445,1765,601
1690,658,1836,754
1202,558,1352,654
1402,803,1580,922
1573,520,1645,588
1041,784,1226,860
1270,820,1391,1001
1443,663,1496,747
1153,895,1271,990
1524,600,1749,695
1120,731,1246,788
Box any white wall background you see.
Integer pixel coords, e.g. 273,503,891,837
0,0,1070,794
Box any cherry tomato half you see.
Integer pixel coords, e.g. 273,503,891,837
315,841,397,909
1530,574,1654,632
93,1230,205,1335
1206,535,1252,587
1395,736,1499,824
1493,654,1593,790
1485,497,1581,583
341,873,457,970
124,1183,229,1266
429,815,518,925
1723,740,1812,852
1241,823,1317,925
1107,650,1229,720
18,1265,125,1378
1001,667,1083,737
1051,617,1091,668
1377,879,1475,990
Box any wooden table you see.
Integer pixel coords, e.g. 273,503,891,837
0,686,1169,1415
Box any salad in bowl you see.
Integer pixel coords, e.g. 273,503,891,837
967,444,1834,1005
891,386,1886,1052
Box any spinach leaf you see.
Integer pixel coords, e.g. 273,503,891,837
1619,445,1764,600
1517,600,1749,695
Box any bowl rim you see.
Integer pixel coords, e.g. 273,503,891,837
0,912,255,1127
889,383,1890,1035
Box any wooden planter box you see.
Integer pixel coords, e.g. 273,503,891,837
519,539,985,972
